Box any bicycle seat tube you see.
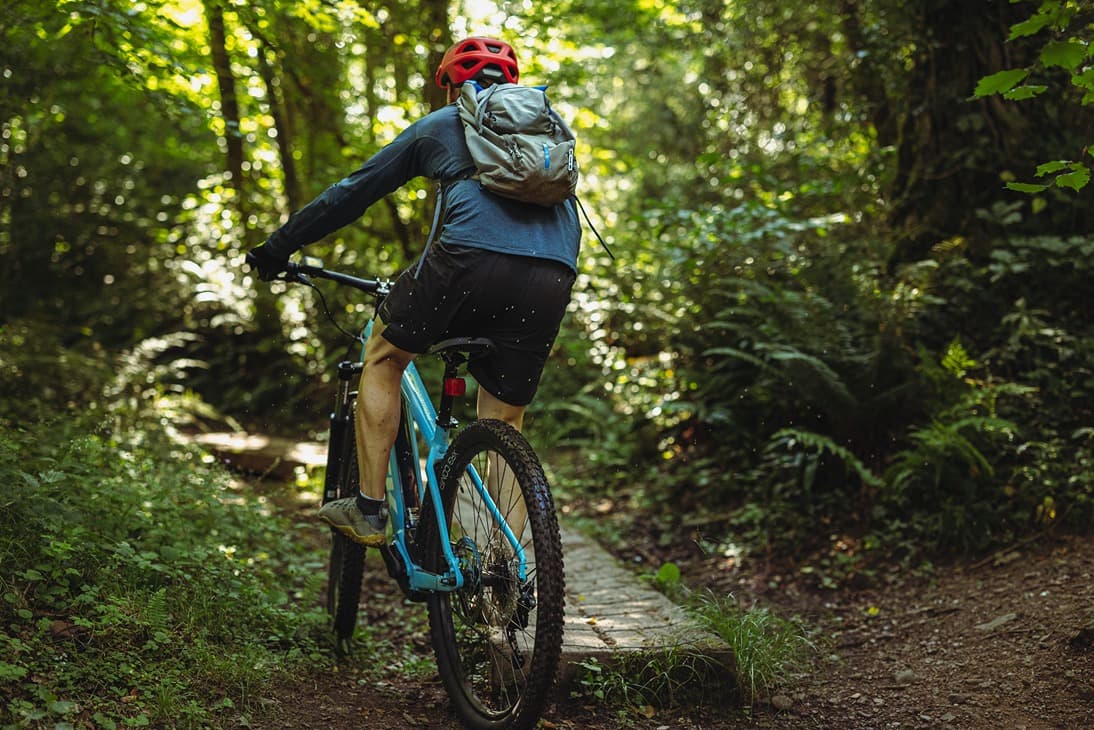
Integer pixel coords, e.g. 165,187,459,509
355,319,464,591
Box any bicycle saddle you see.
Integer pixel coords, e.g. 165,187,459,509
429,337,497,359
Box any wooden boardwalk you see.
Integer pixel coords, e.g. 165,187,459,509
556,524,732,685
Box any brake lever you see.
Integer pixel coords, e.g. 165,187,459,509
279,262,310,286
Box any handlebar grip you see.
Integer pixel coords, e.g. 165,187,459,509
280,259,385,295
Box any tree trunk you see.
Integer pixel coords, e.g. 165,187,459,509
841,0,1052,265
204,0,250,238
421,0,452,112
256,43,302,214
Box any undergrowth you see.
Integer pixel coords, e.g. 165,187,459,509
0,322,486,728
689,591,815,701
0,416,331,728
539,231,1094,583
657,565,815,704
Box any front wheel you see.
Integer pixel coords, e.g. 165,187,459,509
325,405,365,656
421,419,565,730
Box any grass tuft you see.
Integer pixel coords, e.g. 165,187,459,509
691,590,815,701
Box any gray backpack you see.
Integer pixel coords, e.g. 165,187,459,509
457,82,578,206
415,83,611,276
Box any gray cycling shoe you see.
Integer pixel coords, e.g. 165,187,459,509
318,497,388,546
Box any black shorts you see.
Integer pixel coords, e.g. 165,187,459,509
378,243,576,407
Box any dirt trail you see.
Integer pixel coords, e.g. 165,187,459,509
259,533,1093,729
202,434,1093,728
762,533,1094,729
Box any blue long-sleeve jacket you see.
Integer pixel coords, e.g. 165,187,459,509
263,104,581,272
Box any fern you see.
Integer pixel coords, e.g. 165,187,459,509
886,416,1018,493
145,587,169,635
760,344,858,411
769,428,883,488
701,346,767,369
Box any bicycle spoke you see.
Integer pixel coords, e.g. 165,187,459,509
425,419,564,729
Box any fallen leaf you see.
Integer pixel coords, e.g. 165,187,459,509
974,613,1017,631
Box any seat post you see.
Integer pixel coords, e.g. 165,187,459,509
435,354,466,430
428,337,495,430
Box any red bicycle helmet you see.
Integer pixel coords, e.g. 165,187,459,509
435,37,519,88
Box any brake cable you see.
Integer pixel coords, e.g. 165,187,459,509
297,276,367,356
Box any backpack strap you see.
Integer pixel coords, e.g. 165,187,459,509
574,195,615,261
472,84,502,133
413,183,448,278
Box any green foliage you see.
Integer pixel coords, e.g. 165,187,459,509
0,416,329,727
579,199,910,533
0,320,115,424
974,68,1032,97
973,0,1094,192
551,209,1092,561
1,1,212,340
884,414,1018,551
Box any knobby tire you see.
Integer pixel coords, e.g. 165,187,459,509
329,400,419,653
327,406,365,655
420,419,565,730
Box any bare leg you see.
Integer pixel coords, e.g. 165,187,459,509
355,321,415,500
477,387,528,540
476,387,525,431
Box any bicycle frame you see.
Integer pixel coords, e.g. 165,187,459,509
357,320,529,594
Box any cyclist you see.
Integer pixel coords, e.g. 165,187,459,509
246,37,580,546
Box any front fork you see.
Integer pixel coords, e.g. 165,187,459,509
323,360,362,505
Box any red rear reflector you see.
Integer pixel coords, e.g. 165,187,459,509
444,377,466,397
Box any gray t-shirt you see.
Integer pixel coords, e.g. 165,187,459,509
264,104,582,272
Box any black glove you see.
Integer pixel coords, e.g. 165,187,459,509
245,244,287,281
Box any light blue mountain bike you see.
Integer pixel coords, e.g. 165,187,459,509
278,259,566,730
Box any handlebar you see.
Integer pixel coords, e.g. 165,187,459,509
283,260,389,297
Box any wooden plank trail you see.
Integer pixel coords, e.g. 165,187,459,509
187,431,733,685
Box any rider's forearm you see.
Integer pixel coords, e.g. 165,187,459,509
263,127,429,259
263,178,369,259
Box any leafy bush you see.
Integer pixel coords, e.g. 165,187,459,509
0,417,328,727
547,188,1093,565
0,320,114,425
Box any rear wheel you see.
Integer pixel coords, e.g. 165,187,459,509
420,419,565,730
